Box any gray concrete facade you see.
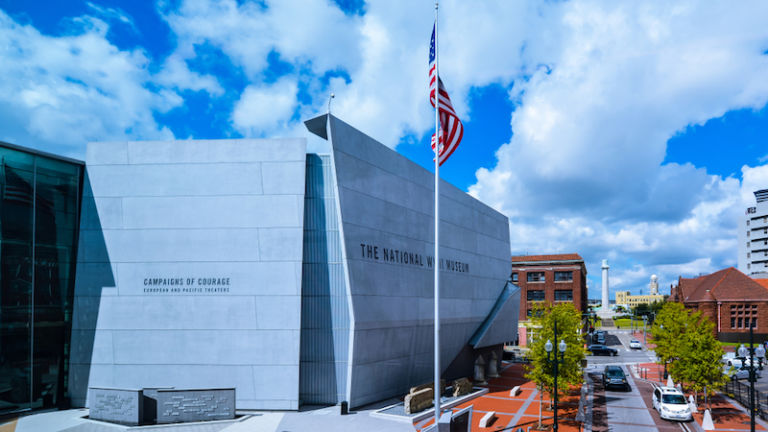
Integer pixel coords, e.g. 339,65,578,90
70,139,307,410
69,116,514,411
321,115,512,407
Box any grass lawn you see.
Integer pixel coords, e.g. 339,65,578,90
612,318,638,329
720,341,743,347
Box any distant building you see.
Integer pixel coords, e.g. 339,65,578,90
615,275,665,308
738,189,768,276
511,254,588,346
615,291,665,308
670,267,768,342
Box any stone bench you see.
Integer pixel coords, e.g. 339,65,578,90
479,411,496,428
510,386,521,397
404,388,433,414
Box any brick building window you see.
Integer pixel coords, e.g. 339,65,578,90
554,290,573,301
527,272,545,282
730,304,758,329
554,271,573,282
511,272,518,283
527,290,545,301
527,309,543,318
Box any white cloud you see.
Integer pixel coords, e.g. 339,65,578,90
154,54,224,96
232,77,298,136
85,2,138,33
465,1,768,295
0,10,175,157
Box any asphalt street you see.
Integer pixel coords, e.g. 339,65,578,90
585,329,691,432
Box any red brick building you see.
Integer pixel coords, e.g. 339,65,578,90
670,267,768,342
511,254,588,346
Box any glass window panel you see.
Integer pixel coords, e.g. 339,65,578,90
33,167,80,409
0,157,34,412
0,145,82,414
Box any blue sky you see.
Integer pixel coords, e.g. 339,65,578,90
2,0,768,298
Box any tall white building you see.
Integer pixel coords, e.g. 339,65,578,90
739,189,768,276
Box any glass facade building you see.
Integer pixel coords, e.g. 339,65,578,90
0,142,83,414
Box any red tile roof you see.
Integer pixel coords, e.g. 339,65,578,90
754,278,768,290
510,253,583,263
678,267,768,302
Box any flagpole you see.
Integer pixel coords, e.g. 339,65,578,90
433,0,441,426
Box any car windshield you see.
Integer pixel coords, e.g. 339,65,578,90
631,340,639,343
662,394,687,404
605,369,624,378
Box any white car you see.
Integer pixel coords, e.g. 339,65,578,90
629,339,642,350
722,352,744,368
652,386,693,421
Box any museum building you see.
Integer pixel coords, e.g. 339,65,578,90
0,114,517,415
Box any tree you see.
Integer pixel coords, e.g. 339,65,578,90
652,302,725,405
632,301,664,322
670,311,726,406
650,302,689,370
526,303,586,427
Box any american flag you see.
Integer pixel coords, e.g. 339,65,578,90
429,23,463,166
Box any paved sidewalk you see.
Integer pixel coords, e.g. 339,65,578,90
413,362,584,432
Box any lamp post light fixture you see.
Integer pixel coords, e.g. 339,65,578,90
545,322,567,432
736,322,766,432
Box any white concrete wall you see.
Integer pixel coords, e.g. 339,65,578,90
70,139,306,410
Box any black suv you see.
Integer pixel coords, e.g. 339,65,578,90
603,365,629,390
587,344,618,356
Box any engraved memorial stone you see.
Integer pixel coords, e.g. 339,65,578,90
155,388,235,424
89,388,143,426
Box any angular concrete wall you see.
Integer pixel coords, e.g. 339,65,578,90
326,116,511,407
70,139,306,410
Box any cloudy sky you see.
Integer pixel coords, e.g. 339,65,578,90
2,0,768,299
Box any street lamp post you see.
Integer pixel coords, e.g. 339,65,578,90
736,322,766,432
659,324,668,380
545,322,567,432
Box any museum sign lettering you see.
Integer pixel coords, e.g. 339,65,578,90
358,242,470,273
142,277,231,294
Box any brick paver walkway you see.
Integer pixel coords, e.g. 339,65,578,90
414,362,583,432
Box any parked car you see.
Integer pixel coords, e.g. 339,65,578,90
722,352,744,368
587,344,618,356
629,339,642,350
603,365,630,390
595,331,606,344
652,386,692,421
728,366,762,381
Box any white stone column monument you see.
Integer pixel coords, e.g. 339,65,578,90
601,259,610,314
